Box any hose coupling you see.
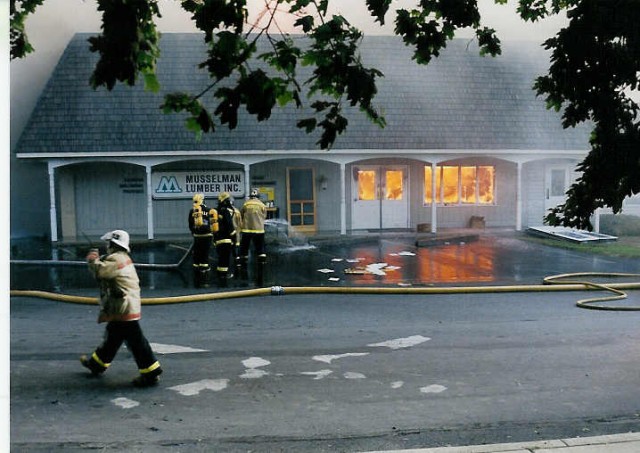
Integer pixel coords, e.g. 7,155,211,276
271,286,285,296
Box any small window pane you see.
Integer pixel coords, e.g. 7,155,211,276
461,166,476,204
550,169,565,197
478,166,495,204
291,203,301,214
358,170,377,201
442,166,459,204
303,215,314,225
385,170,403,200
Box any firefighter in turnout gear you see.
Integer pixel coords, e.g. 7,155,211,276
188,193,217,288
214,192,237,285
80,230,163,387
230,196,243,269
239,188,267,265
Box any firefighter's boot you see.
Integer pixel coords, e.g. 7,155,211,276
132,367,163,388
217,271,228,287
80,354,107,376
200,268,210,288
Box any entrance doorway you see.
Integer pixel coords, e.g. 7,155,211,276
286,167,316,233
544,166,569,214
351,165,409,230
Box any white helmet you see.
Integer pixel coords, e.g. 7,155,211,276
100,229,130,252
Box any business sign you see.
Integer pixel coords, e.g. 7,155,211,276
152,171,245,199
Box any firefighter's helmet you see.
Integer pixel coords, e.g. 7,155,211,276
192,193,204,204
218,192,231,202
100,230,130,252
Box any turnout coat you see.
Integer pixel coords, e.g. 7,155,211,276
88,250,142,323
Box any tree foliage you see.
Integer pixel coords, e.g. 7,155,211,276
10,0,640,230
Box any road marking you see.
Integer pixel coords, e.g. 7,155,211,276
368,335,431,349
301,369,333,380
420,384,447,394
242,357,270,368
344,372,366,379
150,343,208,354
168,379,229,396
391,381,404,389
241,368,269,379
312,352,370,364
111,397,140,409
240,357,271,379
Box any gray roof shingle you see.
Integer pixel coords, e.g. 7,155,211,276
15,33,590,154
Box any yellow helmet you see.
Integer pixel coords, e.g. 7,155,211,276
192,193,204,204
218,192,230,202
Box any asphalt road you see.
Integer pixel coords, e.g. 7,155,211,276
10,288,640,452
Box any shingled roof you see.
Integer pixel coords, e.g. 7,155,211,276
15,33,590,155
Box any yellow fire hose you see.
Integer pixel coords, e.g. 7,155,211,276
9,272,640,311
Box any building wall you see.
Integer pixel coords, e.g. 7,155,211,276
63,162,147,239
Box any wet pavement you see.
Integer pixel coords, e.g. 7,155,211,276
9,230,640,293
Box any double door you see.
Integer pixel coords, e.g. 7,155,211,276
352,165,409,230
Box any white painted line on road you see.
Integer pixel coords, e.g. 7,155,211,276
420,384,447,394
344,372,366,379
313,352,370,364
242,357,270,369
240,368,269,379
368,335,431,349
301,369,333,380
240,357,271,379
168,379,229,396
150,343,208,354
111,397,140,409
391,381,404,389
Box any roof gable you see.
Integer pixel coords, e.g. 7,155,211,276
15,33,590,155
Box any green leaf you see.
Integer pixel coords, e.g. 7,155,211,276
143,72,161,93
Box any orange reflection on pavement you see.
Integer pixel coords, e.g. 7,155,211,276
342,241,495,285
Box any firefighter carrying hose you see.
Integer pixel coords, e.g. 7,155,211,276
214,192,237,285
239,188,267,266
188,193,217,288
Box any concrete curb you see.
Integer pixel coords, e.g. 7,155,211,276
362,432,640,453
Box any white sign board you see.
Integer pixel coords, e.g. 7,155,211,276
152,171,245,199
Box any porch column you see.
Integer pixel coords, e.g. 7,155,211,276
48,162,58,242
146,166,154,240
516,161,522,231
340,163,346,235
244,163,251,199
431,162,437,233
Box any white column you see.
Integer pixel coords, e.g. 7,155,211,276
516,161,523,231
430,162,437,233
340,163,346,235
146,166,154,239
244,163,251,199
48,163,58,242
594,207,601,233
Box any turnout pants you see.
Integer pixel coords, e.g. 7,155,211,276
239,232,266,262
91,321,161,376
192,235,212,287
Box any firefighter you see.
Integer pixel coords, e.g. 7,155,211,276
214,192,237,285
230,196,243,269
188,193,217,288
80,230,163,387
239,188,267,265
